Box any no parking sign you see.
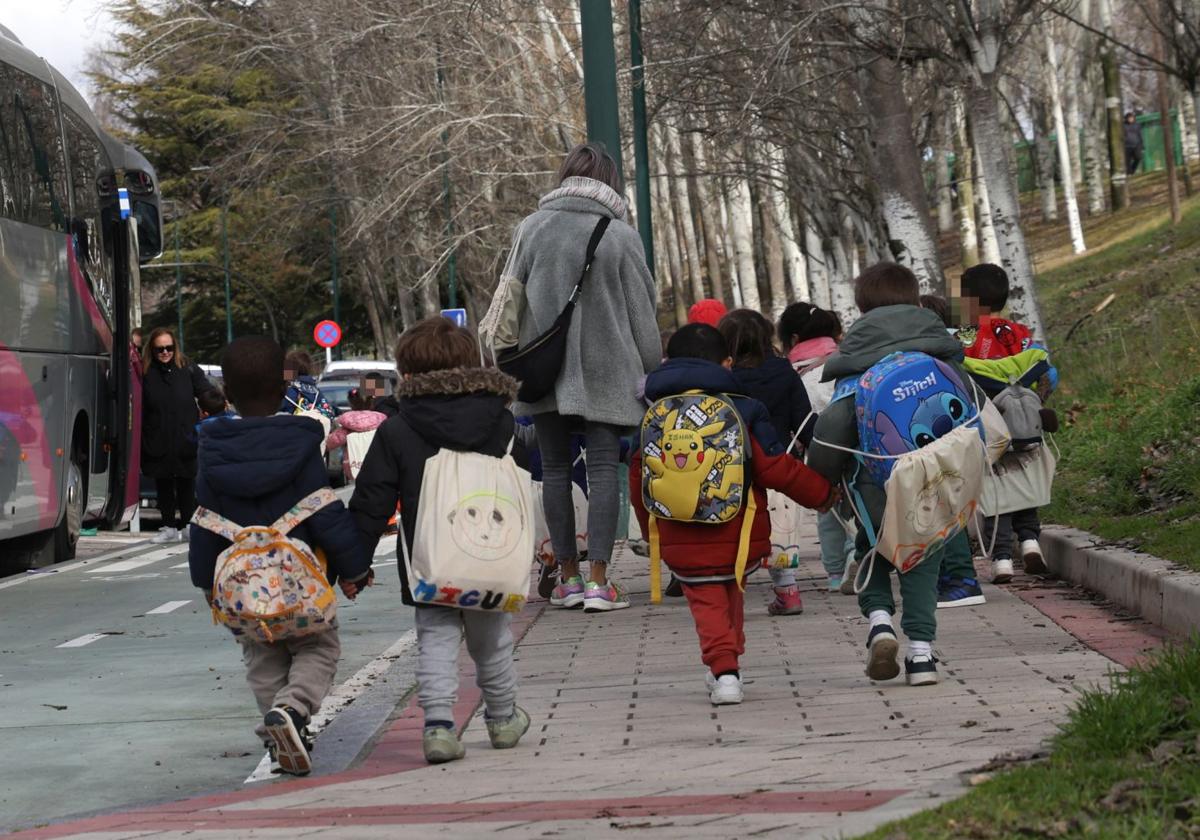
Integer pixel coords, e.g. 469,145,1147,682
313,320,342,348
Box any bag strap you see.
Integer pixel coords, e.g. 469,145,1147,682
732,490,758,591
786,411,816,456
191,506,243,541
649,515,663,604
269,487,340,535
567,216,612,304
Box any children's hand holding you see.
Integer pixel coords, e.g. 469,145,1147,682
339,569,375,600
816,483,842,514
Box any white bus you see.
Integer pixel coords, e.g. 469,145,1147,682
0,24,163,568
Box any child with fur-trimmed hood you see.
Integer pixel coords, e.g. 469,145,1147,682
349,317,531,766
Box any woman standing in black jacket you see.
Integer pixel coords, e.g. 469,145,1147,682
141,327,211,543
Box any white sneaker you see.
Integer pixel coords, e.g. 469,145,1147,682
151,527,178,544
704,671,717,691
710,674,743,705
992,558,1014,584
179,526,190,542
1021,539,1047,575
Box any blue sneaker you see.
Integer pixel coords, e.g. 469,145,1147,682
936,576,986,609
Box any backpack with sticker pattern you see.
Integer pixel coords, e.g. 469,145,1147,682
639,391,757,602
192,488,340,643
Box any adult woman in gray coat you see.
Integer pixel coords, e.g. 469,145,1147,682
509,143,660,612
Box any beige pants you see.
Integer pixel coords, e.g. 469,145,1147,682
240,627,340,736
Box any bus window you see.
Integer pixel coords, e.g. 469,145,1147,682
0,63,68,231
62,107,114,323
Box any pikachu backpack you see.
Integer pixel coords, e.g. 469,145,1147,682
640,392,754,603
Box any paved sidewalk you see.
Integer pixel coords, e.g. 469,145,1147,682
11,521,1166,840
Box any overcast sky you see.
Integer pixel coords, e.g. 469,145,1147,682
3,0,115,102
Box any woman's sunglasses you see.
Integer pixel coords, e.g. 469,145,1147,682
155,345,175,354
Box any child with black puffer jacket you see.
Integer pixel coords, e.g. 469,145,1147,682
189,336,371,776
349,317,531,765
717,309,815,616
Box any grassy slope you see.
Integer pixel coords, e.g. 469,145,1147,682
865,177,1200,838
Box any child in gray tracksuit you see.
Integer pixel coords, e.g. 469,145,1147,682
350,316,530,765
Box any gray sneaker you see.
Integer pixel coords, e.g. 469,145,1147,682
422,726,465,764
486,706,531,749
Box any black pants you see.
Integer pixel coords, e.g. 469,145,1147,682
156,476,196,530
1125,145,1142,175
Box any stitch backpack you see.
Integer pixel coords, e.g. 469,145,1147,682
639,392,756,602
828,352,988,577
192,488,340,643
400,447,534,613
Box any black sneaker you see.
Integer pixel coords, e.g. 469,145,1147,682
865,623,900,681
665,575,684,598
936,576,986,609
537,562,559,599
263,706,312,776
905,653,940,686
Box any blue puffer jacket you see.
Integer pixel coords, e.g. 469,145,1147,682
280,375,336,419
188,414,368,590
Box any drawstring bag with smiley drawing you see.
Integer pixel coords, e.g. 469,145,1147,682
815,351,997,593
400,442,535,613
640,392,753,603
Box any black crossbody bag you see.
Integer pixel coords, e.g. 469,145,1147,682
498,216,611,403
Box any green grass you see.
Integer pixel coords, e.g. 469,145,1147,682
861,640,1200,839
1037,195,1200,571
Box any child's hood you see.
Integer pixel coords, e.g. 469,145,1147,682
823,305,963,382
337,410,387,433
198,414,325,497
397,367,518,450
643,358,743,402
728,356,796,405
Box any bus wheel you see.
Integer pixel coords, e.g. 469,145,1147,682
52,458,85,562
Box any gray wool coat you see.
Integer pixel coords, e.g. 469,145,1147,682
510,183,661,427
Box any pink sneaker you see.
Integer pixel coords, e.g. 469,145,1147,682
767,585,803,616
550,576,585,609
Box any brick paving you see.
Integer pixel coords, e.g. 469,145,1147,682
11,519,1166,840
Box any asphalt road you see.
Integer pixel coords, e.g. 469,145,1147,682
0,519,415,832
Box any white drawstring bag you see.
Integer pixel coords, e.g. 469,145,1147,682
400,446,534,613
345,430,377,480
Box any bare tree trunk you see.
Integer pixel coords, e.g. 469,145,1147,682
804,218,831,310
1064,41,1085,188
727,169,761,311
1154,26,1183,225
1098,0,1129,209
936,141,955,233
652,149,689,322
762,142,809,304
1046,30,1087,253
666,125,705,302
1034,102,1058,222
968,80,1044,335
857,50,945,294
973,148,1001,265
1174,83,1196,196
826,210,857,325
953,92,980,268
718,187,743,308
760,200,788,317
1180,80,1199,160
689,134,726,303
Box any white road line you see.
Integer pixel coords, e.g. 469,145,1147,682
171,561,191,569
0,542,156,591
85,546,185,574
57,633,110,649
146,600,192,615
373,537,397,557
244,627,418,784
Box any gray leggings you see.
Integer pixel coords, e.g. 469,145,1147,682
533,413,622,566
415,606,517,724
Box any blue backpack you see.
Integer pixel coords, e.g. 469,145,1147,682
831,351,982,485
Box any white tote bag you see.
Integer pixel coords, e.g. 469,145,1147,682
765,420,814,570
401,448,534,613
980,445,1057,516
531,480,589,566
345,430,377,480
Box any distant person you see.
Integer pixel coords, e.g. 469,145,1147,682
778,302,857,593
718,308,814,616
632,324,835,705
1124,112,1144,175
131,327,144,352
141,327,211,544
507,142,661,611
350,317,531,764
196,387,236,428
281,351,336,419
919,294,953,330
365,372,401,418
687,298,728,328
325,375,389,481
189,335,370,776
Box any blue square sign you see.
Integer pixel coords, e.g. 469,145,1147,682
441,308,468,327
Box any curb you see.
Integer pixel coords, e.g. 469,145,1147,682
1041,525,1200,637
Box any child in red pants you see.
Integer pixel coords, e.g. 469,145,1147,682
631,324,835,705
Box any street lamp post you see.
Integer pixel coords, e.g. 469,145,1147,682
628,0,654,273
579,0,623,173
173,206,184,348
